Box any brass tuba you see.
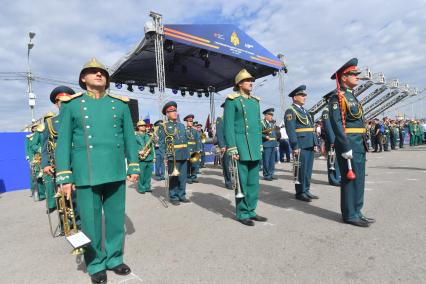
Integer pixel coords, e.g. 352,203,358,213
189,152,201,164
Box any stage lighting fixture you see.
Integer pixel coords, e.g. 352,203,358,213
138,85,145,91
181,90,186,96
172,89,178,94
197,92,202,98
115,83,122,89
272,70,278,76
189,90,194,96
164,40,174,53
204,92,209,98
127,84,134,92
149,86,155,94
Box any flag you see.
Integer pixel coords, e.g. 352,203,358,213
205,114,211,131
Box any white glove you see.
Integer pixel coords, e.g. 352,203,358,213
341,150,353,159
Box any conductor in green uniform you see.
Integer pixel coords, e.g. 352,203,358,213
328,58,375,228
157,101,191,205
284,85,319,202
321,91,341,186
216,102,232,189
224,69,267,226
135,120,155,194
55,58,140,284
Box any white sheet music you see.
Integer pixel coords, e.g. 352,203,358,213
66,231,91,249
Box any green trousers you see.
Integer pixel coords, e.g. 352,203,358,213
43,174,57,209
236,160,260,220
138,161,153,193
77,181,126,276
336,152,366,221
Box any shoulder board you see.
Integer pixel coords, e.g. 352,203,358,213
60,92,83,102
252,95,260,101
36,124,45,132
227,93,240,100
108,94,130,102
26,133,34,138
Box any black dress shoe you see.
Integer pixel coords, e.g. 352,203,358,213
139,191,145,194
344,219,370,227
91,270,107,283
180,198,191,203
272,176,278,180
238,219,255,226
192,179,199,183
250,215,268,222
187,180,193,184
360,215,376,224
264,177,273,181
306,193,319,199
110,263,131,275
170,200,180,206
146,190,152,193
295,195,312,202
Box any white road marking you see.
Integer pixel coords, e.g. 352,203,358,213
263,222,275,226
406,178,418,181
365,181,376,184
119,272,144,283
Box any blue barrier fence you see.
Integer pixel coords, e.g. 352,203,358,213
0,131,217,193
0,132,30,193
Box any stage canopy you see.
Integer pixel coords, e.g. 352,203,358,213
110,24,285,93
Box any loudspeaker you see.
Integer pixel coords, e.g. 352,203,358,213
128,99,139,127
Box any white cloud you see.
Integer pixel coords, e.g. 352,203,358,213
0,0,425,131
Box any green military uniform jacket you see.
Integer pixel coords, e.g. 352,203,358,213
55,92,140,186
158,120,190,161
25,134,34,161
261,119,278,148
41,115,60,169
328,88,367,153
216,116,226,148
186,127,202,153
136,132,155,162
285,103,318,150
224,91,262,161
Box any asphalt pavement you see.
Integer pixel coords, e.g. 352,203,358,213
1,145,425,283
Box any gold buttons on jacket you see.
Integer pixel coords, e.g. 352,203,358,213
112,106,116,110
83,107,87,110
86,125,90,129
81,99,86,103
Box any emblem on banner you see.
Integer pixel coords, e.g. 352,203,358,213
230,32,240,46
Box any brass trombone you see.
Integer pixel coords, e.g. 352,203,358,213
293,153,301,184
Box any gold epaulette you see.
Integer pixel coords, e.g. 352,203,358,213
59,92,83,102
26,133,34,138
252,95,260,101
227,93,241,100
108,93,130,102
36,124,45,132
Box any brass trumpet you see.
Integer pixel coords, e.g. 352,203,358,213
189,152,201,164
328,146,336,171
229,156,244,199
139,127,158,160
293,153,301,184
57,186,90,255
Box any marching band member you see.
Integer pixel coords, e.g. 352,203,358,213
55,58,139,283
328,58,375,227
224,69,267,226
135,120,155,194
157,101,190,205
284,85,319,202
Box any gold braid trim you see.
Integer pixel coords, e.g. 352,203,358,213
289,106,310,126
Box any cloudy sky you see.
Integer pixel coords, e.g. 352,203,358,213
1,0,425,131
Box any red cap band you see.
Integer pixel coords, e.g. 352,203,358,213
341,65,358,74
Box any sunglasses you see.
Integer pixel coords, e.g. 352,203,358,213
166,109,177,113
